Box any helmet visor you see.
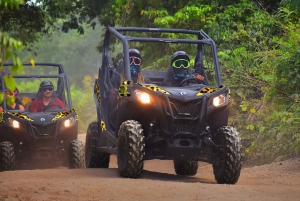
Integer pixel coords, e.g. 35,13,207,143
172,59,190,68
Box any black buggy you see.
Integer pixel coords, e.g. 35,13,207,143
85,27,242,184
0,63,85,170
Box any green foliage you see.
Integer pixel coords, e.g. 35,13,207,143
94,0,300,161
1,0,24,107
0,0,108,49
70,75,96,133
0,0,23,9
19,26,103,87
2,0,300,162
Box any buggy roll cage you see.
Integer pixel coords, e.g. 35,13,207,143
102,27,222,86
1,62,73,110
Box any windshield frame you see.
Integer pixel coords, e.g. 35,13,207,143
1,63,73,113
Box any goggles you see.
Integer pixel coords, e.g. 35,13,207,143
130,56,142,65
172,59,190,68
42,86,54,93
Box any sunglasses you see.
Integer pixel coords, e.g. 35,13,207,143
130,56,142,65
42,86,54,93
172,59,190,68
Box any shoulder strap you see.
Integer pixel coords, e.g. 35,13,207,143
43,97,55,112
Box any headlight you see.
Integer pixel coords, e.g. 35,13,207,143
8,118,20,129
213,94,226,107
134,89,151,104
62,117,76,128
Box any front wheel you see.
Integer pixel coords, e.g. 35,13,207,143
213,126,242,184
117,120,145,178
0,141,15,171
68,139,85,169
85,122,110,168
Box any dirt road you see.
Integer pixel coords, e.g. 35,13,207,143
0,134,299,201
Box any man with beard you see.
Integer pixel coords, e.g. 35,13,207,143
29,80,66,112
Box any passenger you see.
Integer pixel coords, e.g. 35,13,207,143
0,88,25,111
160,51,204,87
108,49,147,125
111,48,145,89
29,80,66,112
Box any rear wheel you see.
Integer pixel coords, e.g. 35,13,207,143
117,120,145,178
213,126,242,184
85,122,110,168
0,141,15,171
68,139,85,169
173,158,198,176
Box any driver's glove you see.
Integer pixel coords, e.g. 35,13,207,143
193,74,204,81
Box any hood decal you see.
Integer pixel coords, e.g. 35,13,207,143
142,85,170,95
100,119,106,132
95,82,101,106
0,111,5,123
196,86,223,96
4,111,34,122
119,81,132,98
52,109,78,121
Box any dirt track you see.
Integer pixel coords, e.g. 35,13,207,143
0,134,300,201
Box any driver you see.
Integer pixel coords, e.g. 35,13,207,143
29,80,66,112
160,51,204,87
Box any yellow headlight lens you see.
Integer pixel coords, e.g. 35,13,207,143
12,120,20,128
64,119,71,127
63,117,75,128
134,89,151,104
213,94,226,107
8,118,20,129
140,93,151,104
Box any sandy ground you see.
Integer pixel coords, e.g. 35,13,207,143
0,134,299,201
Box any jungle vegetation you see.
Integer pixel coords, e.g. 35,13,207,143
1,0,300,164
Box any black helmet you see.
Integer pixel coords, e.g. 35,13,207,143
129,48,142,59
39,80,53,88
171,51,190,80
171,51,190,64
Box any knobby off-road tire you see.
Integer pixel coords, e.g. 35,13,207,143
117,120,145,178
0,141,15,171
173,158,198,176
213,126,242,184
85,122,110,168
68,139,85,169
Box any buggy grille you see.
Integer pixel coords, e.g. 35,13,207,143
32,123,57,137
174,120,199,133
165,98,202,118
164,98,202,134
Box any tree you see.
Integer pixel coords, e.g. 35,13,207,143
0,0,110,49
0,0,25,106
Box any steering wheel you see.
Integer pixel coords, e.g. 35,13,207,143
179,77,198,87
44,103,64,112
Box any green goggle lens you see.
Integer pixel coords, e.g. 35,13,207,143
172,59,190,68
